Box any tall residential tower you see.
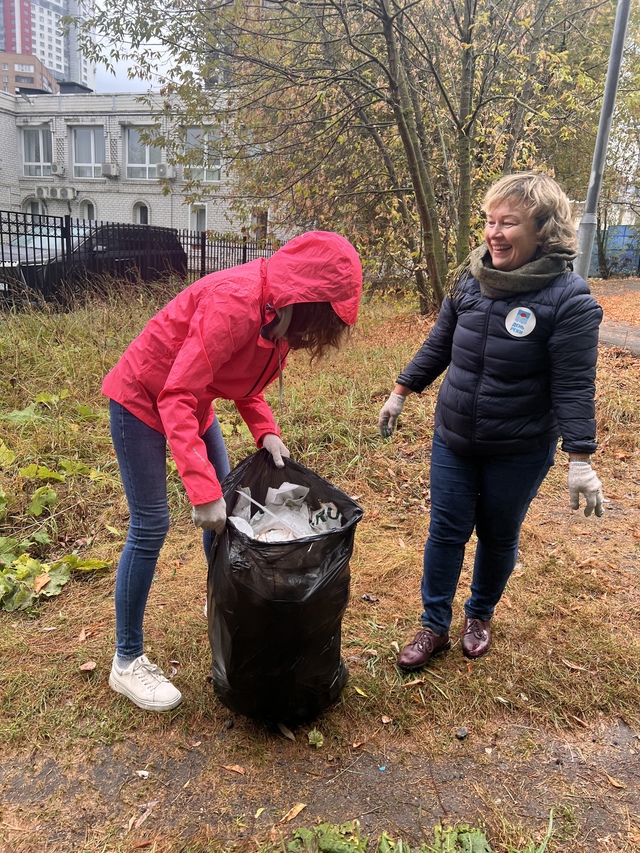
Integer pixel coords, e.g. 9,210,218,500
1,0,95,89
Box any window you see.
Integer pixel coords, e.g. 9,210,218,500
190,204,206,233
73,127,105,178
127,128,161,179
184,128,221,182
25,199,45,216
80,200,95,220
16,75,35,83
23,126,52,176
133,202,149,224
1,64,8,70
15,63,35,72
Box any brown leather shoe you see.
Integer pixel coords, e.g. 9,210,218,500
397,627,451,670
461,616,491,659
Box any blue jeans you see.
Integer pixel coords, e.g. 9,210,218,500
109,400,230,661
420,432,556,635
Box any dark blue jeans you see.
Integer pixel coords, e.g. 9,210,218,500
109,400,230,661
421,432,556,635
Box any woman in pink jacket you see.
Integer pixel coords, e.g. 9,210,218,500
103,230,362,711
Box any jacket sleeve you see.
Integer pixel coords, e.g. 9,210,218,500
397,297,457,392
548,286,602,454
234,395,281,446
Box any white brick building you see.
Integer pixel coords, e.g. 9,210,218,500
0,89,252,233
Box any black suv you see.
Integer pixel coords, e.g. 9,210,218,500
0,221,187,304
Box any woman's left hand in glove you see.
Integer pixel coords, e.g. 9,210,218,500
568,461,604,517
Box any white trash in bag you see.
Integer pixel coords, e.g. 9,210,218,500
228,482,344,541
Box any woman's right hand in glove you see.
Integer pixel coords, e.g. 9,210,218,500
378,391,407,438
191,497,227,533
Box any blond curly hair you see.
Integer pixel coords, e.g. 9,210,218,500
482,173,578,255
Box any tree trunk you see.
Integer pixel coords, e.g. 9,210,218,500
380,0,447,309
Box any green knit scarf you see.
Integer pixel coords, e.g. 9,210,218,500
449,243,576,299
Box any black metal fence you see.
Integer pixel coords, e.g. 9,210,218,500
178,229,279,280
0,210,279,305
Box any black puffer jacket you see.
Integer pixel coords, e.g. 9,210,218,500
397,270,602,456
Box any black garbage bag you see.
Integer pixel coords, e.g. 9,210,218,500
207,449,363,724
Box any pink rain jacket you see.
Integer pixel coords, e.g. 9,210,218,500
102,231,362,506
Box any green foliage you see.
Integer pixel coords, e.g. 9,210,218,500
307,727,324,748
28,485,58,516
0,537,110,612
289,821,368,853
69,0,640,309
287,819,554,853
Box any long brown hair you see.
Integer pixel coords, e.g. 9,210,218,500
285,302,350,361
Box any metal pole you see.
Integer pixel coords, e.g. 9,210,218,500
574,0,632,280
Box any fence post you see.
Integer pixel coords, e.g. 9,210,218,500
200,231,207,278
63,214,72,262
242,233,247,265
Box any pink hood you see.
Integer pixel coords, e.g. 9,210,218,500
265,231,362,325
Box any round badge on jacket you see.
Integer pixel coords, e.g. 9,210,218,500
505,307,537,338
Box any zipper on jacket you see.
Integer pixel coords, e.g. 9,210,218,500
470,302,493,446
244,346,280,398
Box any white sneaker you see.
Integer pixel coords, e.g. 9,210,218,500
109,654,183,711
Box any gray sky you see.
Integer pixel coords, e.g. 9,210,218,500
94,59,158,93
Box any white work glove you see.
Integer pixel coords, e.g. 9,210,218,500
262,433,291,468
378,392,406,438
568,461,604,517
191,497,227,533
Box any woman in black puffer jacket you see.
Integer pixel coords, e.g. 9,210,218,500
378,173,604,669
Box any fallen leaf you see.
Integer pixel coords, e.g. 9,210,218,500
605,773,626,789
279,803,306,823
79,660,96,671
363,648,378,657
277,722,296,741
561,659,589,672
401,678,425,688
78,627,86,643
133,808,152,830
570,714,589,729
354,687,368,697
222,764,245,775
34,573,50,594
381,715,392,724
352,740,366,748
255,807,264,818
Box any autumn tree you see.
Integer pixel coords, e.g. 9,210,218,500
75,0,625,310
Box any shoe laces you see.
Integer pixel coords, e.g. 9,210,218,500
412,628,435,650
132,656,169,687
465,619,486,639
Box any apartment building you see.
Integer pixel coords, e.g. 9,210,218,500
1,0,95,89
0,49,59,93
0,89,253,233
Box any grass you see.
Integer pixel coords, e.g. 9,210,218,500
0,283,639,852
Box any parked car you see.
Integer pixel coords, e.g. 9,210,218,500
0,221,187,304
